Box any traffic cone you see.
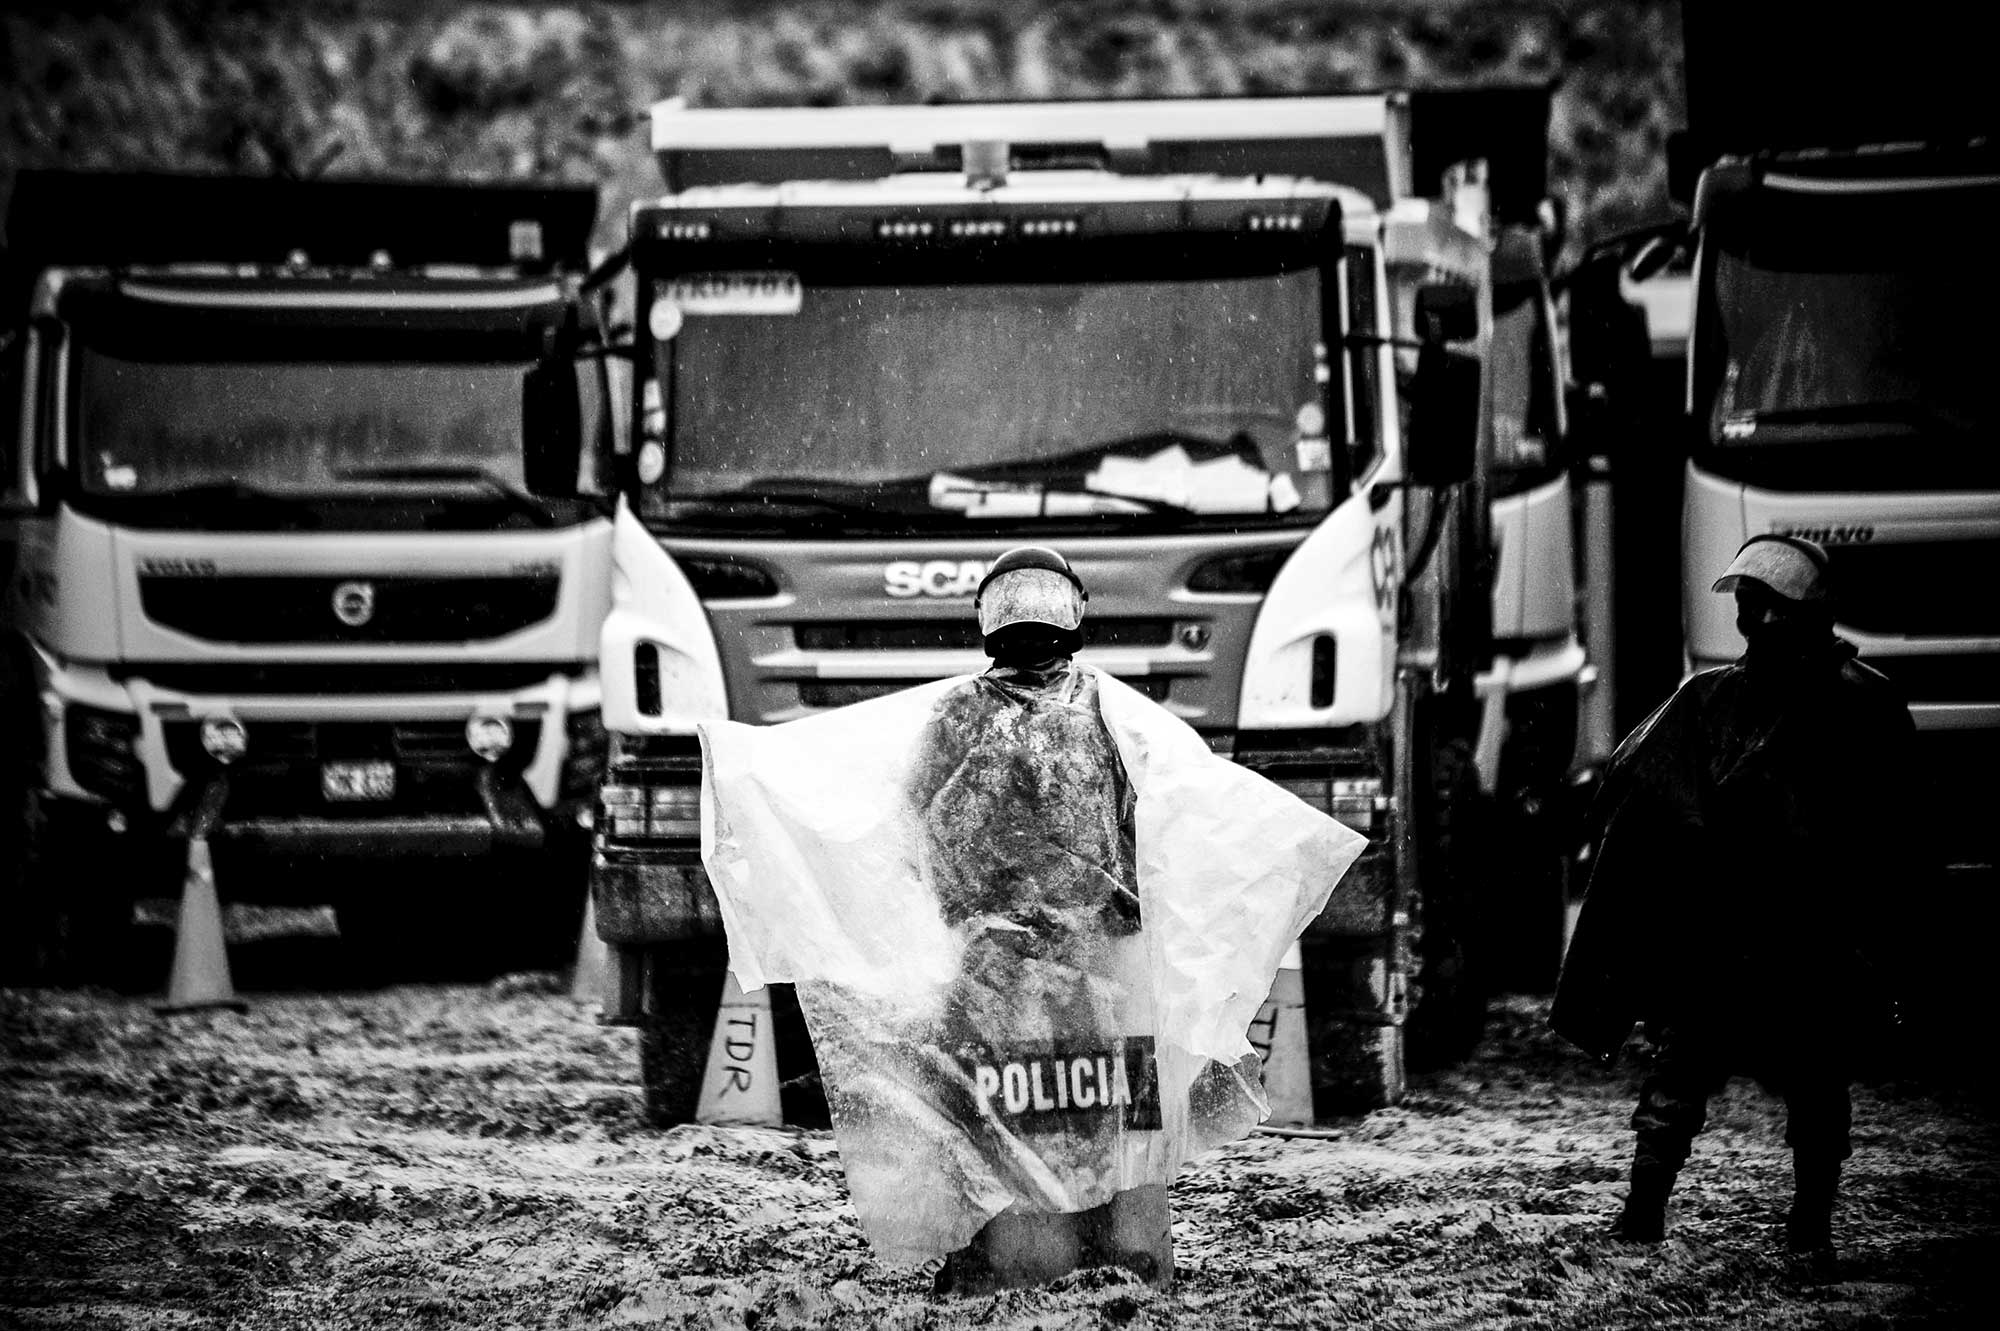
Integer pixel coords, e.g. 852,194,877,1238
155,836,246,1015
570,891,609,1006
695,968,782,1127
1249,941,1314,1127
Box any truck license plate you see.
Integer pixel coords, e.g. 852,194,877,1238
322,760,395,802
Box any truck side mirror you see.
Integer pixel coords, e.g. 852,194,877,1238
523,358,582,498
1415,282,1477,344
1405,344,1481,487
0,325,35,517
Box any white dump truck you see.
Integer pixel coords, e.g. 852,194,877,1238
0,173,619,981
590,94,1518,1120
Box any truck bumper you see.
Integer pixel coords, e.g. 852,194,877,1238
590,849,726,943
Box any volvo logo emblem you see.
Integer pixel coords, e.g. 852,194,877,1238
332,581,376,627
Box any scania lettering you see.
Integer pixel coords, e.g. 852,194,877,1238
591,96,1510,1122
0,173,619,981
884,559,988,599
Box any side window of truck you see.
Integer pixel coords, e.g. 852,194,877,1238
1343,247,1381,483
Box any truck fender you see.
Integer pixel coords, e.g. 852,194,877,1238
1238,492,1396,730
599,497,728,733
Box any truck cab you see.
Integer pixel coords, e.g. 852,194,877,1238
0,173,618,980
592,96,1501,1120
1682,147,2000,866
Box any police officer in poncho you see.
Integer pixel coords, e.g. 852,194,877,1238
1552,534,1916,1258
696,544,1362,1290
913,546,1156,1291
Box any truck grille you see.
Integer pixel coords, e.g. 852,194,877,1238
794,620,1176,651
1860,653,2000,704
796,677,1171,709
122,662,577,695
1828,540,2000,637
140,574,559,644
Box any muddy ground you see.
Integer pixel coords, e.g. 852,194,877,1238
3,921,1996,1330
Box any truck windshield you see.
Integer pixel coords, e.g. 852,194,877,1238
75,351,540,496
1700,184,2000,463
645,268,1330,531
57,282,612,524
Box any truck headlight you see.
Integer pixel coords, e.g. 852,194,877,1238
465,714,514,763
199,716,248,765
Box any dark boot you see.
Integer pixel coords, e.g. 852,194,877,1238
1610,1155,1677,1243
1785,1153,1840,1257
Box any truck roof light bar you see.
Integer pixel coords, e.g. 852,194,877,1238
876,217,937,241
4,171,599,275
651,95,1412,204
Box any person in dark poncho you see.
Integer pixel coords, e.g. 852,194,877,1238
1551,534,1915,1258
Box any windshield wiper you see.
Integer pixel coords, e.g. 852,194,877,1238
1729,399,1973,430
87,479,323,530
673,477,929,523
333,464,555,528
133,479,304,506
928,476,1197,520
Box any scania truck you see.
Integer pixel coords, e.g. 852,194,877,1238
586,94,1515,1121
0,172,617,982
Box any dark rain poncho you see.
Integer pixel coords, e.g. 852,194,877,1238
699,664,1363,1265
1551,640,1916,1073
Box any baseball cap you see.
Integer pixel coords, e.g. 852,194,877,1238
1711,534,1830,605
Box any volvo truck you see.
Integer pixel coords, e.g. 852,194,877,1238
590,95,1508,1121
0,173,618,982
1608,4,2000,864
1559,2,1999,1046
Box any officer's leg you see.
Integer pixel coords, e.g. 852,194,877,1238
1615,1027,1726,1241
1780,1070,1851,1256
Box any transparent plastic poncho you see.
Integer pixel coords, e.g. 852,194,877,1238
699,665,1364,1266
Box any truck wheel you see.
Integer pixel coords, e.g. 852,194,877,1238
637,939,730,1127
1483,798,1572,995
24,798,145,990
1406,734,1491,1071
0,647,46,984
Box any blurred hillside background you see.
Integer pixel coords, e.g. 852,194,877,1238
2,0,1681,266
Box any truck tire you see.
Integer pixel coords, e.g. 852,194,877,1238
0,643,45,984
637,938,730,1127
22,798,147,990
635,944,829,1129
1405,732,1492,1071
1483,796,1572,995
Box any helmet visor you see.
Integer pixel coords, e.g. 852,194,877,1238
977,566,1084,637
